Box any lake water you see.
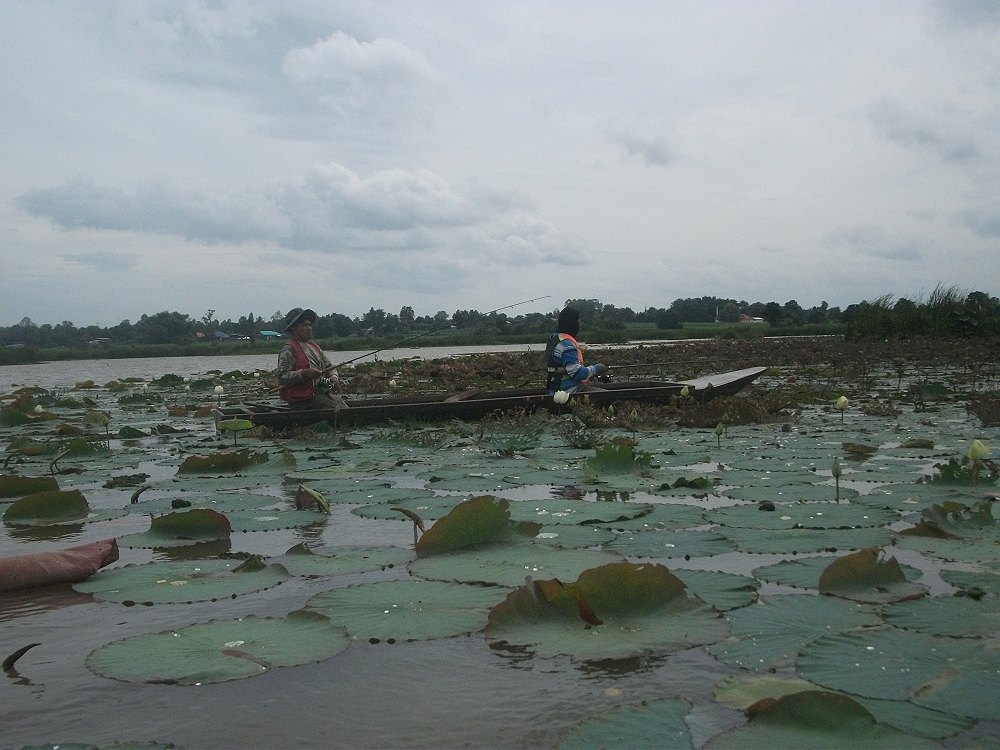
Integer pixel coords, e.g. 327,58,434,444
0,344,549,391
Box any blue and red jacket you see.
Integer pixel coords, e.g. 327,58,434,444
545,333,600,393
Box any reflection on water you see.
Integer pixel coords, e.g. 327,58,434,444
7,523,86,542
0,585,95,623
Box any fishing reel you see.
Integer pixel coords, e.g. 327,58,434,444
318,377,335,389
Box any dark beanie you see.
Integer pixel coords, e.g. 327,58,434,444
557,307,580,336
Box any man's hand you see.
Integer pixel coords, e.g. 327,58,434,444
302,367,322,380
593,363,609,376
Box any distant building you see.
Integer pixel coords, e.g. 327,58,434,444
739,314,766,324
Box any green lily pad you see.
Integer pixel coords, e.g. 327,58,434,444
753,555,922,592
222,508,328,533
74,556,289,604
3,489,89,526
704,690,939,749
939,565,1000,597
708,502,896,530
118,508,231,548
706,595,880,672
596,502,708,531
557,697,693,750
882,594,1000,637
671,568,759,610
797,626,1000,720
485,562,729,661
506,498,654,526
409,545,624,587
85,609,349,685
306,579,509,641
718,525,893,554
415,496,541,556
0,474,59,499
723,483,858,503
275,544,414,577
605,529,737,559
532,524,616,549
175,449,295,475
352,495,464,522
817,547,929,603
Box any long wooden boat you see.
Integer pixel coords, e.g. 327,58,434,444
217,366,767,430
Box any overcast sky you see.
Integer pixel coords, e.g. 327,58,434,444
3,1,999,328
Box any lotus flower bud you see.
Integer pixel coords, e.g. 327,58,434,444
968,439,990,462
553,390,570,405
680,386,690,398
214,385,224,396
33,405,43,413
832,457,842,478
714,422,724,436
389,379,398,389
835,396,849,411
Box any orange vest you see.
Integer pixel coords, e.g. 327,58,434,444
278,339,320,403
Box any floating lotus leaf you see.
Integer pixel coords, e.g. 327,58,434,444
882,594,1000,637
723,483,857,503
714,674,974,741
85,609,349,685
817,547,928,603
605,529,736,559
275,544,413,576
597,502,708,531
709,502,895,530
670,568,759,610
118,508,231,548
175,448,295,475
129,491,282,515
899,499,999,540
847,482,982,512
74,556,289,604
799,626,1000,720
939,566,1000,597
0,474,59,499
719,525,893,554
307,578,509,641
704,690,939,749
506,498,653,526
352,495,463,522
584,442,653,478
706,595,880,672
3,489,89,526
415,496,540,557
485,562,728,661
896,533,1000,563
556,697,693,750
221,508,328,533
531,524,615,549
409,544,623,587
753,555,922,592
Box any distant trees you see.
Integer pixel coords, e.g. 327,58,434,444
3,288,998,348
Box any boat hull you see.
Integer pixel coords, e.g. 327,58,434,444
219,366,767,429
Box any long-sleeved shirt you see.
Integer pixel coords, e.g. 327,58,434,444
547,333,601,393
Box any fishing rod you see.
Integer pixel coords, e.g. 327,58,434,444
336,295,552,367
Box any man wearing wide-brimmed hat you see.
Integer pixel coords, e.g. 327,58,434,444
275,308,348,410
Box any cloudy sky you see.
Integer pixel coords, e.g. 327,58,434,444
3,1,999,328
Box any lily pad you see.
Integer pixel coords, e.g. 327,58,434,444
306,579,509,641
706,595,880,672
718,525,893,555
414,496,540,556
3,489,89,526
596,501,708,531
704,690,939,749
409,544,624,587
85,609,349,685
0,474,59,499
557,697,693,750
882,594,1000,637
708,502,896,530
797,626,1000,720
485,561,729,661
74,556,289,604
605,529,737,559
506,498,654,526
275,544,414,577
753,555,922,592
817,547,929,603
118,508,231,548
671,568,760,610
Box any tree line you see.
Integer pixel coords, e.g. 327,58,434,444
2,286,998,349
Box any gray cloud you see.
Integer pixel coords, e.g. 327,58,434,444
870,100,980,163
15,165,582,269
601,123,676,166
61,251,141,273
962,206,1000,237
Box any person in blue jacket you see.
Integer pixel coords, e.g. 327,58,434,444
544,306,609,393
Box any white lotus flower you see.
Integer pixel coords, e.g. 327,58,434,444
835,396,849,410
968,439,990,462
214,385,224,395
553,390,570,405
